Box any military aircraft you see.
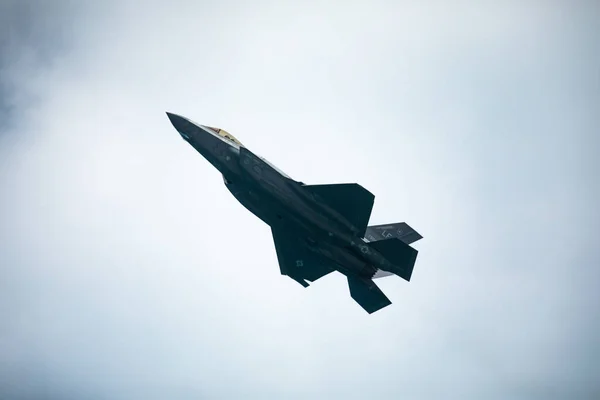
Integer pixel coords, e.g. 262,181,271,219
166,112,422,313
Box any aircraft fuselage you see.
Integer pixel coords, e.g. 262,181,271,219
166,112,422,313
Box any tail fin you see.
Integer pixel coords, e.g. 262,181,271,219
368,238,418,282
347,276,392,314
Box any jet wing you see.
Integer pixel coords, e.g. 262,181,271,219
303,183,374,237
271,228,335,287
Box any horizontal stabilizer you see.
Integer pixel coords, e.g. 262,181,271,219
347,276,392,314
364,222,423,245
303,183,374,237
368,238,418,282
271,228,334,287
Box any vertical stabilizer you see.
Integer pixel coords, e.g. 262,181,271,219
347,276,392,314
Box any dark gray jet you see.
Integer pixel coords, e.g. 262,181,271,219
166,112,423,313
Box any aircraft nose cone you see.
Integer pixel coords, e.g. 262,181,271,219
166,112,191,140
166,111,183,126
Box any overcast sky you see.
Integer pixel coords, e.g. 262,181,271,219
1,1,599,399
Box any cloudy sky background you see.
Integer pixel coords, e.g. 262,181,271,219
1,1,599,399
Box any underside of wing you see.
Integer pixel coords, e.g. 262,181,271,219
303,183,374,237
271,228,335,287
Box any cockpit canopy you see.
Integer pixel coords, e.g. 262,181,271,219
206,126,243,147
207,125,290,179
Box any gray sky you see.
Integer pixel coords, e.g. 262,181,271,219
1,1,599,399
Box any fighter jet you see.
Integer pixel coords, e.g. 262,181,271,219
166,112,423,313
